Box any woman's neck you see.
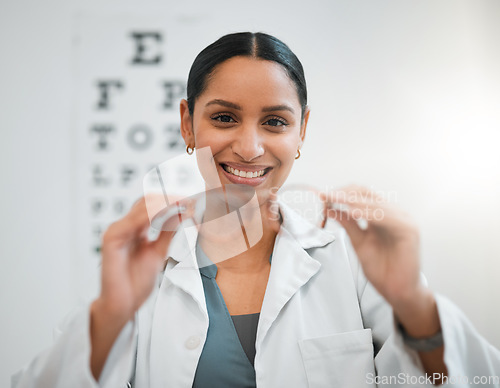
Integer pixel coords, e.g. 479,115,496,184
199,187,280,272
214,221,277,273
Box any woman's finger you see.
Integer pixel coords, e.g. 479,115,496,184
103,195,176,248
150,229,176,259
326,208,365,245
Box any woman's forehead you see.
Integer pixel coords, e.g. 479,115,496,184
197,57,301,110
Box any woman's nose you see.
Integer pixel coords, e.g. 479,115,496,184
231,125,264,161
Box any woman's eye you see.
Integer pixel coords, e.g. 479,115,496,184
264,117,288,127
212,114,235,123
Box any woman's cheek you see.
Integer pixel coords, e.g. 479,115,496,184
278,135,301,160
194,128,223,151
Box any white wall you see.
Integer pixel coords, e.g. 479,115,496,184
1,0,499,385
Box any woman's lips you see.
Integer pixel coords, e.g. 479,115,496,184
219,163,271,186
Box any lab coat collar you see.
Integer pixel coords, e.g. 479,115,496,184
162,200,336,320
256,201,336,347
162,221,207,316
166,200,335,264
278,200,336,249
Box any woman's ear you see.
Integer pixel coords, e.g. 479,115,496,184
180,99,195,146
299,107,310,148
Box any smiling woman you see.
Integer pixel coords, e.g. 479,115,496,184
12,32,500,388
181,32,308,197
180,56,307,193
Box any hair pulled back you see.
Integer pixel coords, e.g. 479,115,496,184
187,32,307,119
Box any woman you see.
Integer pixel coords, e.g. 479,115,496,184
13,32,500,388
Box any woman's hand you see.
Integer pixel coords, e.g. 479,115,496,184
90,195,188,380
98,195,186,321
323,185,447,382
323,185,422,308
322,185,441,331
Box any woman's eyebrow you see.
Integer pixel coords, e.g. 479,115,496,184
205,99,241,110
205,99,295,114
261,105,295,114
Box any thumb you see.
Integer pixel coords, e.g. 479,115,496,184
151,229,176,259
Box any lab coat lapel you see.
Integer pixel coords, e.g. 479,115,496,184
257,202,336,347
162,222,207,315
149,223,208,387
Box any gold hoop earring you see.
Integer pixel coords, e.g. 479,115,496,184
186,145,195,155
295,149,301,160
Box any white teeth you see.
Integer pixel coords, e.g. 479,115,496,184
223,165,266,178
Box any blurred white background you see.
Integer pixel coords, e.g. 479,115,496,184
1,0,499,385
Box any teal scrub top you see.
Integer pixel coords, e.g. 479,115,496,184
192,244,260,388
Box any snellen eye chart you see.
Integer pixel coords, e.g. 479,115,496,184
72,13,195,299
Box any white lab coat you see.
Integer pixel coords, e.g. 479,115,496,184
12,203,500,387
